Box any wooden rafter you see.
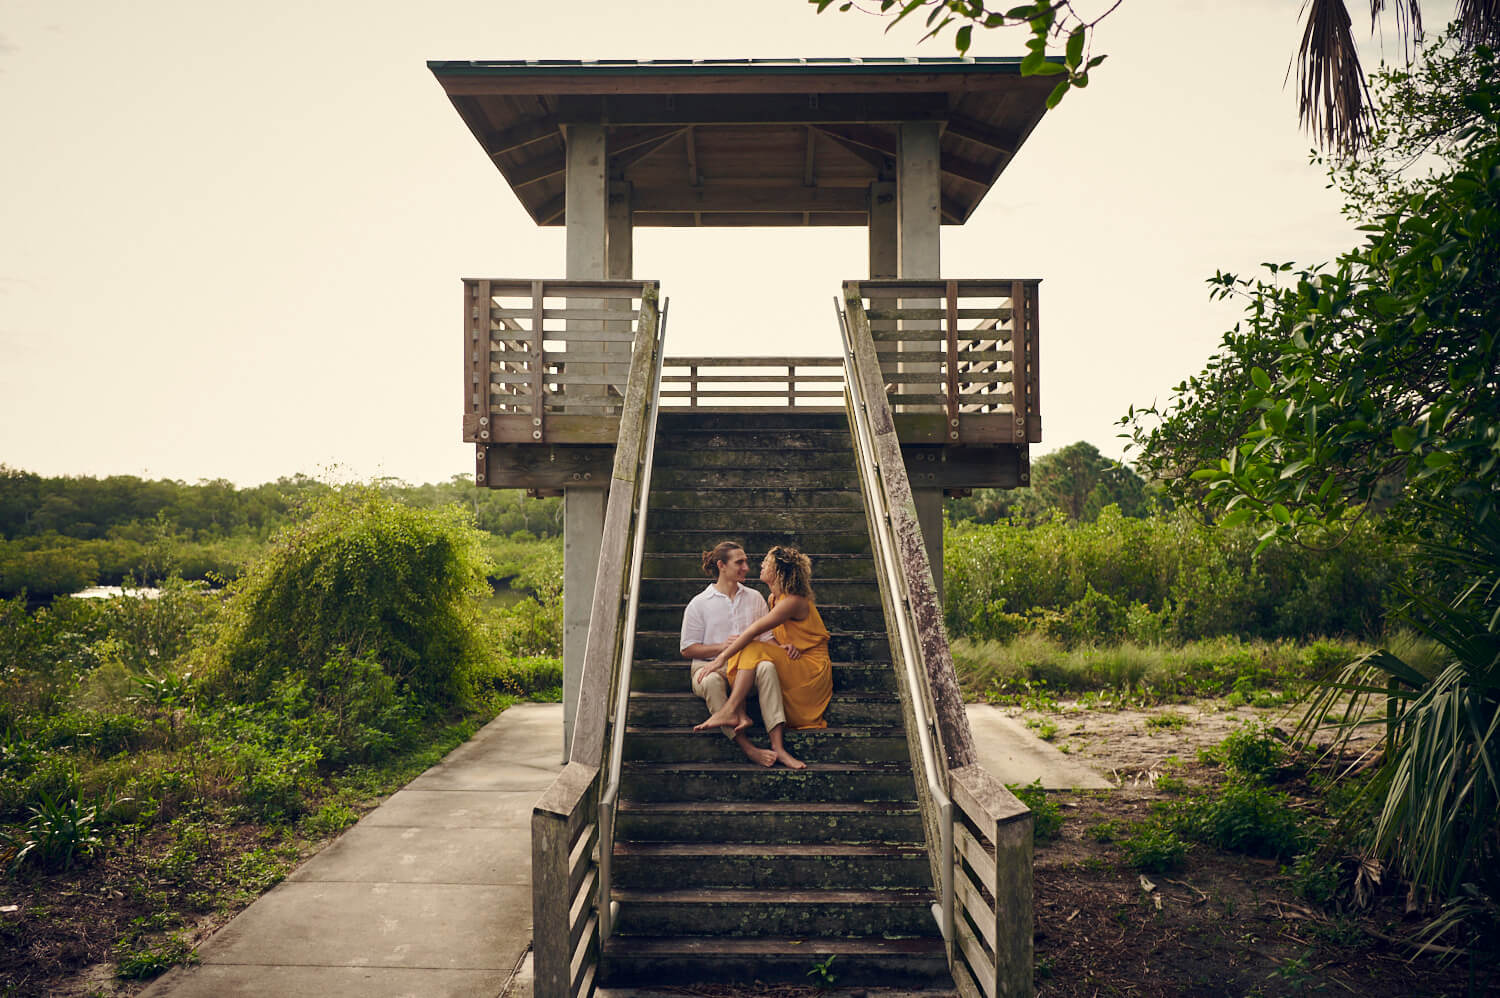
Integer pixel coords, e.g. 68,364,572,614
803,127,816,187
685,125,700,187
484,115,563,157
810,126,891,173
945,116,1019,155
609,128,684,172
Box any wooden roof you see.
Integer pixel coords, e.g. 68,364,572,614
427,58,1057,227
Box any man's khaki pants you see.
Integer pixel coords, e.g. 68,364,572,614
691,658,787,736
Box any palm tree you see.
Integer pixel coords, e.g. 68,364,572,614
1297,0,1500,149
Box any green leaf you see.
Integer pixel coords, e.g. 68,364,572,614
1219,508,1256,528
1020,49,1045,75
1271,503,1291,524
1065,26,1085,69
1392,426,1419,451
1030,60,1068,76
954,24,972,52
1044,78,1069,108
1250,367,1271,391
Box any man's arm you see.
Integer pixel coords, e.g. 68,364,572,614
680,596,731,661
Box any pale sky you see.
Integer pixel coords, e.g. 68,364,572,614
0,1,1423,486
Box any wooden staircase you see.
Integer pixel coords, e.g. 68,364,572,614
599,411,951,989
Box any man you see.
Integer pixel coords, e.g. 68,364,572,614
680,540,785,767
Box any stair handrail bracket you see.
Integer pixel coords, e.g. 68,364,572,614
531,282,666,998
837,287,1036,998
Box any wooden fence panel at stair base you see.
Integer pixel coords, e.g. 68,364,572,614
531,300,662,998
843,279,1041,446
842,287,1035,998
462,278,660,452
659,356,844,410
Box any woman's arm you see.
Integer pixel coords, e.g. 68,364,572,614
704,595,808,674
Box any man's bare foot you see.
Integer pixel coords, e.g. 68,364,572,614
694,707,741,732
740,743,776,767
774,747,806,770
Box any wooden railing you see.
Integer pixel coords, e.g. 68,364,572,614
659,356,843,409
463,279,660,447
531,300,666,998
844,279,1040,445
839,290,1035,998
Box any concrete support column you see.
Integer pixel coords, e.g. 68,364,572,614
562,124,608,761
897,122,945,602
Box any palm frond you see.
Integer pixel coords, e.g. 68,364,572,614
1299,0,1377,150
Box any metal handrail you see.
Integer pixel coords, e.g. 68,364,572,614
596,299,669,945
833,298,955,945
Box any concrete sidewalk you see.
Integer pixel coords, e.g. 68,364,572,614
140,703,564,998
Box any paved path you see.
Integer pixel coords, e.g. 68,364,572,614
141,703,563,998
142,700,1100,997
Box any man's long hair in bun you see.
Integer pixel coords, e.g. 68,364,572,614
701,540,744,579
766,545,814,600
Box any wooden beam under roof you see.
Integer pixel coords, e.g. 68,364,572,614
944,115,1020,155
609,129,684,172
810,126,892,173
511,152,567,190
631,186,867,214
483,115,563,157
555,93,950,127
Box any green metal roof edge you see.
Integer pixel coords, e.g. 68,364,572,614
426,56,1041,76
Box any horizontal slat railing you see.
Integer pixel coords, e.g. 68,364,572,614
844,279,1040,444
463,279,661,446
837,290,1034,998
660,355,843,409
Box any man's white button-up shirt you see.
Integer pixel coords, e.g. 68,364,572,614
680,583,772,664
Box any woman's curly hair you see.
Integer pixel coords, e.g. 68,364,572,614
765,545,814,600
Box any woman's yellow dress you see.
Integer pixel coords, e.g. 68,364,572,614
726,596,832,729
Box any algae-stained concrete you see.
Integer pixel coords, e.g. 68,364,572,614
139,703,565,998
966,703,1112,790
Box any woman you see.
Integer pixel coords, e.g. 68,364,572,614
692,545,832,769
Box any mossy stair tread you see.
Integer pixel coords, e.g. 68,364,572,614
614,841,928,860
615,800,918,817
612,886,934,905
603,935,944,956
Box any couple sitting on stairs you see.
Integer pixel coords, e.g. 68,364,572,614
680,539,833,769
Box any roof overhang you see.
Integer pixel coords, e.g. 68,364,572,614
427,58,1057,227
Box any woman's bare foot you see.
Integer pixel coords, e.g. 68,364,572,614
732,712,753,734
774,747,806,770
739,743,776,767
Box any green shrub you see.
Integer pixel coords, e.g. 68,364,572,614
1203,722,1286,780
1121,823,1188,872
1163,783,1304,859
484,655,564,700
114,934,197,979
202,488,494,711
1006,780,1063,842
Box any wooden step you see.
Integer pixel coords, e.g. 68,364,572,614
652,427,853,451
657,411,851,432
619,761,916,804
622,726,910,765
641,507,868,532
652,447,856,470
600,934,951,988
612,841,932,890
629,659,894,693
653,467,860,490
635,602,886,632
641,551,874,580
636,578,880,606
643,527,871,555
649,487,864,510
627,691,901,727
611,887,939,938
614,800,923,844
